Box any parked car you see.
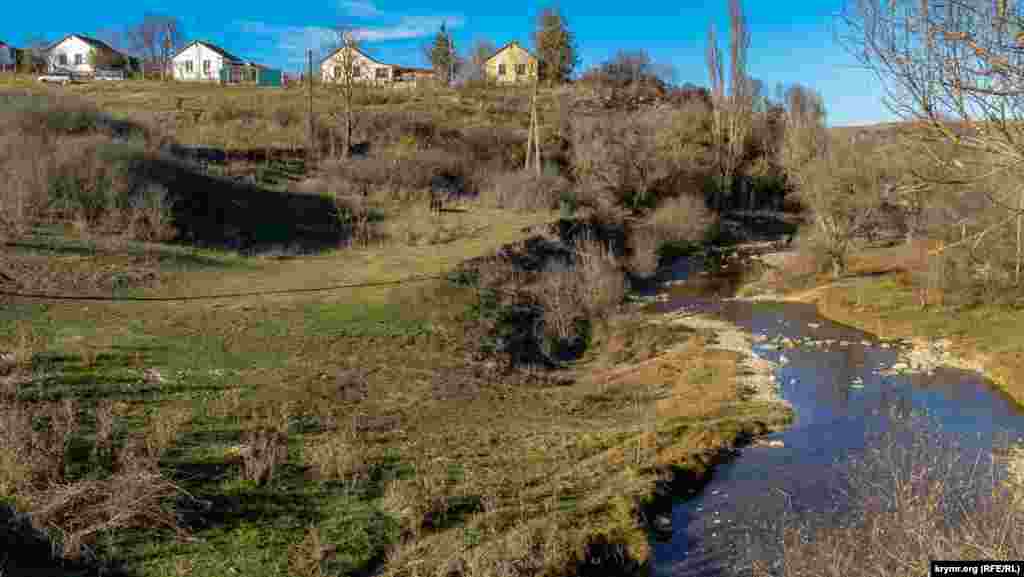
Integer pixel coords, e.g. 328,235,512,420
38,72,73,85
95,69,125,81
37,71,85,85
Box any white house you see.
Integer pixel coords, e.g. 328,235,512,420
46,34,127,75
320,45,395,86
171,40,245,83
0,41,15,71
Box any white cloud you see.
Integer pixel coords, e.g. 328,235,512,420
237,12,462,65
352,15,463,42
340,0,381,18
236,20,339,64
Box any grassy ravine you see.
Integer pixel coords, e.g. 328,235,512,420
754,244,1024,406
1,209,791,577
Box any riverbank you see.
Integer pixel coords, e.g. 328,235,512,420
736,245,1024,407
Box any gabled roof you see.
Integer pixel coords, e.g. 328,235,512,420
484,41,536,64
48,34,125,56
319,44,390,67
172,40,245,64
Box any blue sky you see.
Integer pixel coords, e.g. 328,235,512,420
1,0,896,126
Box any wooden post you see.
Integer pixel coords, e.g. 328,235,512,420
524,86,534,172
532,77,541,176
1017,188,1023,286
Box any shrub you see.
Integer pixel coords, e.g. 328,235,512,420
483,171,569,212
747,418,1024,576
571,108,701,212
627,194,715,275
531,233,625,359
240,428,289,486
0,398,186,560
0,94,177,241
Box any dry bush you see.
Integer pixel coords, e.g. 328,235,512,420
0,398,186,559
380,462,452,539
142,403,191,464
303,429,369,490
0,399,78,495
288,526,329,577
447,125,527,171
482,171,569,212
747,418,1024,576
645,194,714,245
628,194,716,275
125,182,177,242
571,107,699,212
30,469,184,559
271,106,301,129
531,234,625,356
0,93,175,241
240,428,289,486
385,202,481,247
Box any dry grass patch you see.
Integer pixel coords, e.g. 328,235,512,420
365,321,789,577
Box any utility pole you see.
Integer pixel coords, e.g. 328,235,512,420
307,49,315,171
524,74,541,175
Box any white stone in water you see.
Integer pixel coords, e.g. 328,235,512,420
861,340,872,347
779,354,790,365
808,323,821,329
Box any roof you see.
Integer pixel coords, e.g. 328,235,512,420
394,66,434,74
484,41,536,64
49,34,125,56
319,44,389,67
172,40,245,64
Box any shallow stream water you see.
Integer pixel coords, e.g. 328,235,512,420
645,265,1024,576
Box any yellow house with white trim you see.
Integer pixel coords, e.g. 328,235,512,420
484,41,538,85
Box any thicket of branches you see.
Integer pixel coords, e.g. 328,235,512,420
830,0,1024,295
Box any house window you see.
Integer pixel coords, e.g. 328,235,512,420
58,54,68,66
334,65,341,80
515,63,526,75
498,64,506,76
203,60,210,75
184,61,193,73
375,67,388,79
74,54,84,65
353,65,362,77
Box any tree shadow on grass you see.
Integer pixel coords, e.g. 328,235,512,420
1,504,133,577
126,154,352,254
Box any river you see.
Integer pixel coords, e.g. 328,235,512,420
645,267,1024,576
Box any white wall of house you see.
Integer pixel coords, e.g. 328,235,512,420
320,47,393,85
47,36,102,74
172,43,229,82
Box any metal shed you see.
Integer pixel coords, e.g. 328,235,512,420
256,68,281,87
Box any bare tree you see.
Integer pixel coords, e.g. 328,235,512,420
468,38,496,83
705,0,757,212
327,28,362,158
127,14,184,80
20,37,49,73
839,0,1024,286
